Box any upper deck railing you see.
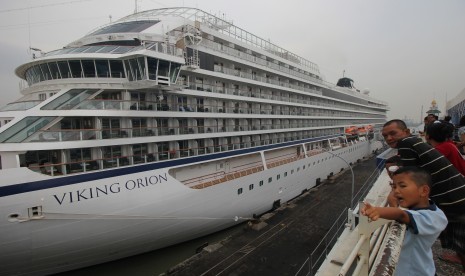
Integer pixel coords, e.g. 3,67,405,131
110,7,320,74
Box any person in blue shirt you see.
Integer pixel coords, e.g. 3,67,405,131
362,166,448,276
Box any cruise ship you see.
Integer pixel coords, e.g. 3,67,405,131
0,7,388,275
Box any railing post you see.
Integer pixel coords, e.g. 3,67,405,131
356,202,391,276
347,208,357,231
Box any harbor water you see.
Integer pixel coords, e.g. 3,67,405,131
57,223,246,276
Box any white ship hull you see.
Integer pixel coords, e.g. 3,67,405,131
0,139,382,275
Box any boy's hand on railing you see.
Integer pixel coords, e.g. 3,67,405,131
360,202,380,221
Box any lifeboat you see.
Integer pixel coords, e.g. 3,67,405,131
357,126,368,136
345,126,357,136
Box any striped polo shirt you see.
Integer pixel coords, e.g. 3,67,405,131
397,136,465,219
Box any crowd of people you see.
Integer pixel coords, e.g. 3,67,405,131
360,115,465,275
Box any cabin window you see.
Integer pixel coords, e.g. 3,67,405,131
102,146,122,168
237,188,243,195
40,63,52,80
56,61,71,80
268,177,272,183
277,174,280,180
158,59,170,77
124,60,133,81
128,58,141,80
101,118,121,139
284,172,288,177
68,60,83,78
259,180,263,186
69,148,91,162
147,57,158,80
48,62,61,79
109,60,125,78
170,63,181,83
156,141,170,158
82,60,96,77
133,144,148,164
249,184,254,190
96,60,110,77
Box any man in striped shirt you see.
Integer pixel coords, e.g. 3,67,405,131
382,119,465,270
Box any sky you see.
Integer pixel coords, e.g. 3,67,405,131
0,0,464,123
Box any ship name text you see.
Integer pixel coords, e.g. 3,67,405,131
52,173,168,205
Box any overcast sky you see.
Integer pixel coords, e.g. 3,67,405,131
0,0,464,122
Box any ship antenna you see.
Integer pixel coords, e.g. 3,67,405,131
27,7,31,55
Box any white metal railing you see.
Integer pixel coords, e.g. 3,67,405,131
308,171,406,276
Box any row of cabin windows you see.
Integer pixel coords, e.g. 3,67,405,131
182,76,380,116
237,163,311,195
237,147,361,195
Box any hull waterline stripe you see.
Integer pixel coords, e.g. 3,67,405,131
0,134,343,197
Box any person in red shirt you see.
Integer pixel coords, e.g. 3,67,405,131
426,122,465,176
426,121,465,266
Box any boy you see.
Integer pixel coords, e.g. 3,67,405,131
361,166,447,276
